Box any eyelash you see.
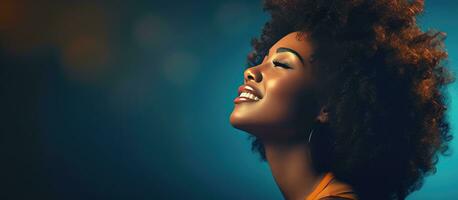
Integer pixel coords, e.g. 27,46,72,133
272,60,291,69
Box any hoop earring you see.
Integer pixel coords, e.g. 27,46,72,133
308,128,314,144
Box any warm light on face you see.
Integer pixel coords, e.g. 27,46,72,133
229,31,320,139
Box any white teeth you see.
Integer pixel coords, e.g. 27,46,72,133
245,86,255,91
239,92,260,101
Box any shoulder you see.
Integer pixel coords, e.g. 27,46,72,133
314,173,358,200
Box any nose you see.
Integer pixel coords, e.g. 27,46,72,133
244,66,263,83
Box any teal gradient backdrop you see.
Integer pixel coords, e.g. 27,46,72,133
0,0,456,199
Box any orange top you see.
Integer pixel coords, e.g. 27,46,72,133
305,172,358,200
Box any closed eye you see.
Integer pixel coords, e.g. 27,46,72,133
273,60,291,69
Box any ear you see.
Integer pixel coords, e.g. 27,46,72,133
316,105,329,123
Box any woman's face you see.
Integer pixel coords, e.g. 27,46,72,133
230,31,320,140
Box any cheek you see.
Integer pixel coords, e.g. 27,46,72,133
261,78,309,124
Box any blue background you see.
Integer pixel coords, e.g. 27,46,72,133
0,0,456,199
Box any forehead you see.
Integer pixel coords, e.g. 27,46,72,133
269,31,313,59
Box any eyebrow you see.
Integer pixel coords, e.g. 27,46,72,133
276,47,304,64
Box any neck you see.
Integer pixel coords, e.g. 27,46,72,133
263,138,324,200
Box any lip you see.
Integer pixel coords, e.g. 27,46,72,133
233,83,263,104
233,96,258,104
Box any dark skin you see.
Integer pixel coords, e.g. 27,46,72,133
230,32,333,200
236,1,454,199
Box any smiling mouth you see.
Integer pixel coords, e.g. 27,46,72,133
233,84,263,104
234,90,262,104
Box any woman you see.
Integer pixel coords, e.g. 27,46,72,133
229,0,455,200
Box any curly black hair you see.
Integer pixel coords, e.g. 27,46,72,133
246,0,455,199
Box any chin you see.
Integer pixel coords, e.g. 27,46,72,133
229,110,286,139
229,111,250,131
229,111,260,135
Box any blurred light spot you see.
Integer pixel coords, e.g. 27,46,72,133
133,14,171,49
54,4,116,84
61,36,111,83
0,0,25,31
214,2,255,35
0,0,54,54
162,51,200,86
